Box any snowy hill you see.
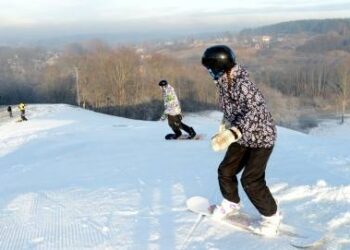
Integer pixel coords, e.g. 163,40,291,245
0,104,349,249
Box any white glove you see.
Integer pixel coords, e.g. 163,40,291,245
211,127,242,152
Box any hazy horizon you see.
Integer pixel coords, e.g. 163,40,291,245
1,0,350,46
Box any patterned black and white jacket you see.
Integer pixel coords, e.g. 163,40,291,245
216,65,277,148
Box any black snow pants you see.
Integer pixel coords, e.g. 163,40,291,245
167,115,192,137
20,110,27,121
218,142,277,216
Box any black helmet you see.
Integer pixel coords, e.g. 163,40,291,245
202,45,236,80
158,80,168,86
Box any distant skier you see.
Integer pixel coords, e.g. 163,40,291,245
201,45,280,237
7,106,12,118
18,103,28,121
159,80,196,139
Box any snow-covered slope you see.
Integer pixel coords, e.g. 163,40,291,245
0,104,349,249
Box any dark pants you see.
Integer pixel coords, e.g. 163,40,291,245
20,110,27,121
218,143,277,216
167,115,192,137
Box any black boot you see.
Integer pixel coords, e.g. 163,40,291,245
188,127,196,139
165,132,182,140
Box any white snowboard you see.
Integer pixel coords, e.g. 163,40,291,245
186,196,258,233
186,196,324,248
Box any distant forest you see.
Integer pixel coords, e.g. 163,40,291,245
1,18,349,129
240,18,350,36
0,42,217,121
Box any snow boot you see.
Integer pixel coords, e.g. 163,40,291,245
165,133,181,140
188,127,196,139
212,198,241,219
252,211,282,237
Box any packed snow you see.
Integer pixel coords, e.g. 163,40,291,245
0,104,349,249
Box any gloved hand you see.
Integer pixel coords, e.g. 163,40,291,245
160,113,167,121
211,127,242,152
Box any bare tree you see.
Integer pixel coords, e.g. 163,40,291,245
336,57,350,123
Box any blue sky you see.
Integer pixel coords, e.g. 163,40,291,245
0,0,349,41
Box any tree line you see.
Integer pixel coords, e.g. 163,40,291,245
246,49,350,125
0,41,349,128
0,42,217,120
240,18,350,36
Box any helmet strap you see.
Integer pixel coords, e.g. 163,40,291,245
208,69,225,81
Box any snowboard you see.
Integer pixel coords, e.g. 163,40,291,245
16,119,27,123
186,196,324,248
165,134,204,140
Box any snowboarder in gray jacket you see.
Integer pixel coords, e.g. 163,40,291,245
159,80,196,140
202,45,280,237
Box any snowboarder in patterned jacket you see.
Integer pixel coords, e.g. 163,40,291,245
159,80,196,140
202,45,281,237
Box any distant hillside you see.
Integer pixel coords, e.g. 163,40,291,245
240,18,350,36
296,32,350,53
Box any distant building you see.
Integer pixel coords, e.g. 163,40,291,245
191,40,204,47
136,48,144,54
262,36,271,48
262,36,271,43
251,35,272,49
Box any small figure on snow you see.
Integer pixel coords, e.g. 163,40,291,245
201,45,281,237
159,80,196,140
7,106,12,118
18,102,28,121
